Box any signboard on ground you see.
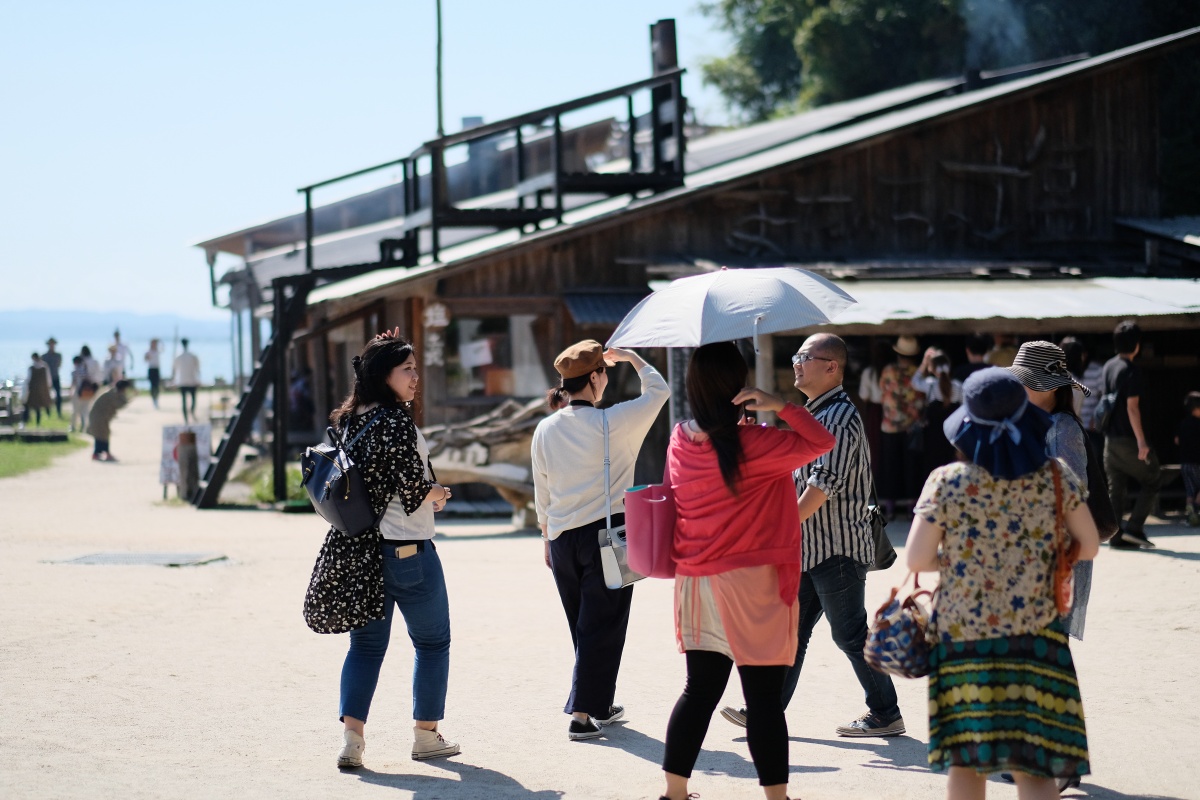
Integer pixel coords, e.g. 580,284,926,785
160,424,212,485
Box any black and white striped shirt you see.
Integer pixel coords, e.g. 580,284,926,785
794,386,874,570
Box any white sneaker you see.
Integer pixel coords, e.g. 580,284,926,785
337,729,365,769
412,726,460,760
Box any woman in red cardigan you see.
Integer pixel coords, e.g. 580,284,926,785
658,342,836,800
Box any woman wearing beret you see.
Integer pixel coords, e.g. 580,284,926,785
530,340,670,741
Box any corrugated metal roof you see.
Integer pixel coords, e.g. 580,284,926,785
1116,216,1200,247
562,292,649,326
821,277,1200,329
305,27,1200,307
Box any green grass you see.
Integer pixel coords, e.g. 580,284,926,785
0,435,88,479
233,459,308,504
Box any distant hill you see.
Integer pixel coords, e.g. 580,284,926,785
0,309,229,342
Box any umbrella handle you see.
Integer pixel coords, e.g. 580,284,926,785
753,314,765,355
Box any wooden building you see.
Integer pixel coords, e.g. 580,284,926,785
195,26,1200,509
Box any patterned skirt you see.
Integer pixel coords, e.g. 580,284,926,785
928,621,1089,779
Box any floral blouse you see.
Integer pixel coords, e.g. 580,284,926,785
303,404,436,634
879,362,924,433
914,460,1082,643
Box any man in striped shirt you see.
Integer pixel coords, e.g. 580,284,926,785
721,333,904,738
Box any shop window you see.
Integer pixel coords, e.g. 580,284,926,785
442,314,551,399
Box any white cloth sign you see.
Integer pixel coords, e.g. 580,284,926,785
160,424,212,485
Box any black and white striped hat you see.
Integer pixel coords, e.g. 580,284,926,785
1007,340,1092,396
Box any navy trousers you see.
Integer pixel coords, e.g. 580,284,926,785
548,514,632,718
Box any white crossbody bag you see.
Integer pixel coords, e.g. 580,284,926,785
597,409,645,590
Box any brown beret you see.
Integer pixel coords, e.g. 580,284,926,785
553,340,614,379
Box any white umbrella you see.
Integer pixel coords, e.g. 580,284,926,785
606,267,857,348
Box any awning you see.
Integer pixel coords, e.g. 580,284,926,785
563,291,648,326
805,277,1200,335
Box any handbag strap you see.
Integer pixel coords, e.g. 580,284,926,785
1050,459,1071,559
602,408,613,531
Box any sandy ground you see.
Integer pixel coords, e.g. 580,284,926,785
1,393,1197,800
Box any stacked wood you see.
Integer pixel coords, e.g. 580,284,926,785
422,398,549,527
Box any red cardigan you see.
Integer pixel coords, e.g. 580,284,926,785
666,403,836,604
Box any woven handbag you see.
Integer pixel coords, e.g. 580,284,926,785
864,572,935,679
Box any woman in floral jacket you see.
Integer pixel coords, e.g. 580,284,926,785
303,331,459,769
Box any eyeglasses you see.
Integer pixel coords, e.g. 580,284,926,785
791,353,834,366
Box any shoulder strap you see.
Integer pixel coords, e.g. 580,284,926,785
602,409,613,530
333,408,384,451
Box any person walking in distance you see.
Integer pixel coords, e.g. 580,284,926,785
87,380,134,462
531,341,669,741
21,353,54,427
1102,321,1164,549
173,338,201,423
145,339,163,409
42,337,64,419
720,334,904,738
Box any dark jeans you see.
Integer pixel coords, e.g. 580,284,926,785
663,650,789,787
51,376,62,416
148,368,161,406
340,541,450,723
180,386,197,422
548,515,632,718
782,555,900,720
93,438,109,456
1103,435,1164,534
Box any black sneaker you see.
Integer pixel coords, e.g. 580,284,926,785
568,717,603,741
1120,529,1155,549
1108,533,1139,549
595,705,625,726
836,711,905,737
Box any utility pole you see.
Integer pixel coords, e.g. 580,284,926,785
436,0,445,138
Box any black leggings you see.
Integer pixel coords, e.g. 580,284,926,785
662,650,789,787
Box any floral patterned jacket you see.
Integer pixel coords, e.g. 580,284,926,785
303,405,436,634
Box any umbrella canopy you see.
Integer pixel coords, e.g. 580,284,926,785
606,267,857,348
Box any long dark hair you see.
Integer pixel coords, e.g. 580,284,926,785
330,336,416,427
1051,384,1080,420
686,342,747,495
546,366,605,411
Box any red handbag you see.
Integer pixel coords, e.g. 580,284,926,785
624,470,677,579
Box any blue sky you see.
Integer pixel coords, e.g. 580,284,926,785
1,1,729,320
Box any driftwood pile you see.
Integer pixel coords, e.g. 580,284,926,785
423,398,549,526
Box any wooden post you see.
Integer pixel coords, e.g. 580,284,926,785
755,332,776,426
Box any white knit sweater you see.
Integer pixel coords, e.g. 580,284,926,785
531,365,670,539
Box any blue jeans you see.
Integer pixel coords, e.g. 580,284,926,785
339,542,451,723
782,555,900,720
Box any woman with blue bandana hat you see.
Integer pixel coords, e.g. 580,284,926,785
904,368,1100,800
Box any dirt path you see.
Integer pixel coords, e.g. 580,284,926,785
1,394,1196,799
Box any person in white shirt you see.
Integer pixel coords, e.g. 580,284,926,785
173,338,202,423
531,340,669,742
111,329,135,376
911,347,964,479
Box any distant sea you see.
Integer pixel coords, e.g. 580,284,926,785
0,309,240,387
